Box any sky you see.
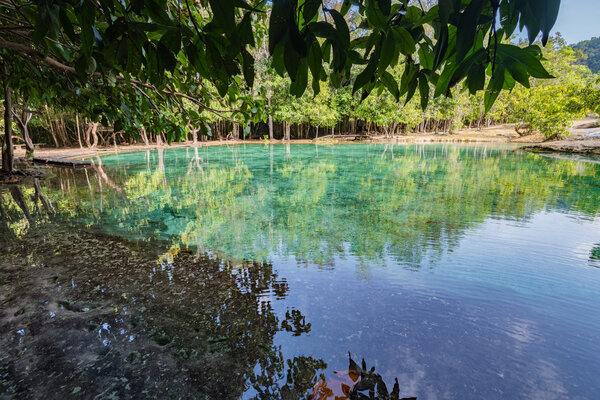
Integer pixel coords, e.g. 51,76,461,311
552,0,600,44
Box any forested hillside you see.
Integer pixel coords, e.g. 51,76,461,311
572,37,600,73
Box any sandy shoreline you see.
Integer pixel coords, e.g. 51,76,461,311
10,120,600,163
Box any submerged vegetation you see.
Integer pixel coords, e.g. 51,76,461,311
0,221,325,399
2,144,600,398
3,144,600,266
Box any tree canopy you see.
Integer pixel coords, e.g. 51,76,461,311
0,0,564,173
572,36,600,74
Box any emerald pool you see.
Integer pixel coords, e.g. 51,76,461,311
2,143,600,399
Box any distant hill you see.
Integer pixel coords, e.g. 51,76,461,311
572,37,600,73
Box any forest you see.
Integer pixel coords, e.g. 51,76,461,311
572,36,600,74
3,2,600,399
1,0,598,175
4,33,600,150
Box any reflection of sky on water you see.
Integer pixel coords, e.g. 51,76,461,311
269,212,600,399
259,194,600,399
2,143,600,399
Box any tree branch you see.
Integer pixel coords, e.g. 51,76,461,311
0,38,239,121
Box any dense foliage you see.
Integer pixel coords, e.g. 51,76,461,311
265,35,598,140
572,36,600,73
2,0,596,174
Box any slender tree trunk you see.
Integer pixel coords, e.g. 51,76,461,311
140,127,150,146
268,94,274,140
22,116,33,154
192,128,198,145
44,107,59,147
1,61,14,174
58,116,68,146
76,114,83,149
13,109,34,156
233,123,239,140
91,122,99,148
84,119,92,147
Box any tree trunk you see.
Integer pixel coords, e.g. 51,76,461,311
268,94,274,140
91,122,99,148
286,122,291,141
140,127,150,146
84,119,92,147
191,128,198,145
45,107,59,147
76,114,83,149
1,61,14,174
233,123,239,140
57,116,68,146
13,108,34,156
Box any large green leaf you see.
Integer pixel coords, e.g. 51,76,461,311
380,71,399,100
455,0,486,63
366,0,388,32
269,0,294,53
391,27,416,55
484,66,505,113
290,59,309,97
208,0,235,35
497,44,553,79
241,49,254,88
353,47,380,94
328,9,350,48
419,75,430,110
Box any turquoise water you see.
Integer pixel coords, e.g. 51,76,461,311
3,143,600,399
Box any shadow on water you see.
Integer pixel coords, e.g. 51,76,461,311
0,179,417,399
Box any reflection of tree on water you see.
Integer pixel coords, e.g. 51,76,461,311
31,179,55,215
1,186,420,399
281,309,312,336
591,244,600,266
0,192,10,234
33,144,600,273
0,179,55,234
0,198,321,398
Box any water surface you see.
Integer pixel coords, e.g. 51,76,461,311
2,143,600,399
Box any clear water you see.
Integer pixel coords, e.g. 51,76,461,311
2,143,600,399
